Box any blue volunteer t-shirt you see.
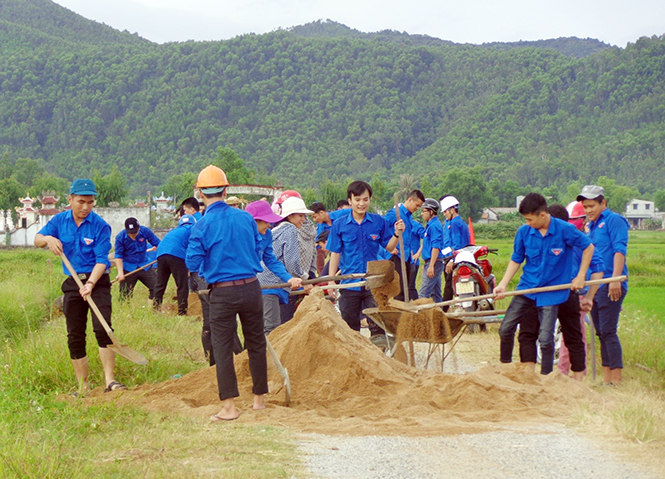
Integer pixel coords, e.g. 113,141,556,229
114,226,161,271
157,222,194,260
384,204,415,260
409,219,424,264
38,210,112,275
511,217,592,306
422,216,444,261
444,215,470,253
588,208,629,291
327,212,393,291
316,208,353,236
186,201,263,283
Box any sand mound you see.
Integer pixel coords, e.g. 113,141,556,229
92,289,600,435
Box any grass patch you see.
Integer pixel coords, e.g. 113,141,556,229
0,248,303,478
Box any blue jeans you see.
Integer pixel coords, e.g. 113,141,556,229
526,305,560,375
418,259,444,302
591,285,626,370
499,295,559,374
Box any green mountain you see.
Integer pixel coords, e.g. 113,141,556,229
0,0,663,198
0,0,148,47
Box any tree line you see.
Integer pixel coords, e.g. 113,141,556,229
0,1,663,212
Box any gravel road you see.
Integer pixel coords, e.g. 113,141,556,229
297,424,660,479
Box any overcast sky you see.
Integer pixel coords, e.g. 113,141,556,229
52,0,665,47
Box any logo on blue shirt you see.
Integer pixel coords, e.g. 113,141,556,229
551,248,563,256
84,238,94,245
370,234,379,240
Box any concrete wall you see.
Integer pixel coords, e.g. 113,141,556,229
95,207,151,243
8,223,41,246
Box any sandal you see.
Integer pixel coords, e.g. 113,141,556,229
104,381,128,393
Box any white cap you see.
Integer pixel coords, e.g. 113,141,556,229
280,197,313,217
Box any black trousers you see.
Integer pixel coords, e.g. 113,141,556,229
119,267,157,300
408,261,419,301
442,260,454,312
339,288,382,335
62,274,113,359
153,254,189,315
390,255,413,302
191,273,213,365
209,280,267,400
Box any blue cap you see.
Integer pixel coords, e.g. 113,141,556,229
70,178,97,196
178,214,197,227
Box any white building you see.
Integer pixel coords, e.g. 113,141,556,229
624,199,656,230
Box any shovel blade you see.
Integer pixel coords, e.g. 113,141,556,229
108,343,148,365
365,260,395,288
283,368,291,407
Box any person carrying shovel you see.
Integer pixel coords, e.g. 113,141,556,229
327,181,405,335
34,178,126,395
114,217,160,301
495,193,594,376
186,165,267,421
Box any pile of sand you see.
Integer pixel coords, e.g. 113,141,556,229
92,289,600,435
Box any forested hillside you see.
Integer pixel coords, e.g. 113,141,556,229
0,0,663,200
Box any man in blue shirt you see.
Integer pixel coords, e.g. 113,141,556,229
181,197,203,221
327,181,404,333
578,185,629,385
186,165,267,422
440,196,471,309
115,217,160,301
153,214,195,316
35,178,126,395
418,199,445,302
495,193,594,375
383,190,425,301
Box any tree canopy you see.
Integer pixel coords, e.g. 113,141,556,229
0,1,662,211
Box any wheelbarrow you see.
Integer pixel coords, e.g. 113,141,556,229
363,305,503,371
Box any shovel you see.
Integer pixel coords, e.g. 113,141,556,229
265,335,291,406
59,253,148,365
111,260,158,284
262,260,395,290
389,276,627,313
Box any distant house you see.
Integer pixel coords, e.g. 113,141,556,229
624,199,656,229
479,207,518,224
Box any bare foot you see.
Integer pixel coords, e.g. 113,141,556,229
211,398,240,421
253,394,266,411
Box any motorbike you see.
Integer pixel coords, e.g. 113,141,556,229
451,245,498,332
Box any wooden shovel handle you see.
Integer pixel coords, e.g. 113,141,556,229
59,253,115,337
414,275,627,312
394,194,410,303
111,260,158,284
263,273,366,290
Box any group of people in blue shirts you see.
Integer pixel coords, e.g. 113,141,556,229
497,187,629,385
35,171,629,417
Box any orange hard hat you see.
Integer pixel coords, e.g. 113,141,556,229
196,165,229,188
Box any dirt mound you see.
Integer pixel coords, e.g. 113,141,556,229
159,292,202,317
91,289,600,435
